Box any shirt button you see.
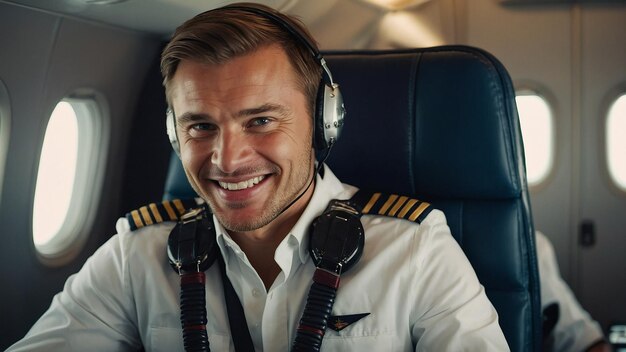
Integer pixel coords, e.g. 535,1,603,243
252,288,261,297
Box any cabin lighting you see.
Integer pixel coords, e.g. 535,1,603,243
360,0,432,11
83,0,129,5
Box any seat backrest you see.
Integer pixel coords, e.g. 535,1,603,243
163,45,541,352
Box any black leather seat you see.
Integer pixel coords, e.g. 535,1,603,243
163,45,542,351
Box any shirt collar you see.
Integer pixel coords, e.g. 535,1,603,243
287,164,356,264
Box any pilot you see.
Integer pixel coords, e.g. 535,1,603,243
8,2,508,351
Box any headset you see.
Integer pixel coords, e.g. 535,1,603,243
166,5,346,157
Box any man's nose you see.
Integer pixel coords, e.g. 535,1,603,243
211,130,253,174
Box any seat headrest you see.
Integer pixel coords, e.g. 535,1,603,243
324,46,527,200
164,45,527,202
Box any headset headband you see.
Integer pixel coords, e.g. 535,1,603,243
224,5,336,87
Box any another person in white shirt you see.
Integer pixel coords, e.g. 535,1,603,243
538,230,612,352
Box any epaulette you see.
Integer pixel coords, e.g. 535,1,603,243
125,198,199,231
351,190,433,224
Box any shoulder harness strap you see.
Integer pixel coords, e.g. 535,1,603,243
125,198,199,231
351,190,433,224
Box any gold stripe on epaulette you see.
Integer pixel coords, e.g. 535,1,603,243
388,196,408,217
162,200,177,220
398,199,418,218
131,210,143,229
139,206,153,225
362,192,381,214
173,199,185,215
409,202,431,222
378,194,398,215
149,203,163,223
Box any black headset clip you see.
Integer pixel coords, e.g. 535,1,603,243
167,206,218,274
309,199,364,275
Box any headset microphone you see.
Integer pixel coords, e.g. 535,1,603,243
271,144,332,224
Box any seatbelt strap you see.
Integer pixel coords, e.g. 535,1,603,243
218,254,256,352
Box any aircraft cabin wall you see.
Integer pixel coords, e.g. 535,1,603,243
0,2,162,348
0,0,625,349
456,1,626,331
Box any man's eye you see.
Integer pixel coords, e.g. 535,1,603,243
191,123,216,132
186,123,216,138
249,117,271,128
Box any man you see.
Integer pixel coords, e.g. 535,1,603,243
537,231,612,352
8,3,508,351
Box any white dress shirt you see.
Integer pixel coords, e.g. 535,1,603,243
537,231,605,352
8,165,509,351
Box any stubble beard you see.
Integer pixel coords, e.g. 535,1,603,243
195,151,315,233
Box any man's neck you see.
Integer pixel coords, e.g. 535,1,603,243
229,182,315,290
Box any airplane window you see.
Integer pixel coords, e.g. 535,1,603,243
607,94,626,191
33,95,108,261
0,80,9,207
33,102,78,247
515,93,554,186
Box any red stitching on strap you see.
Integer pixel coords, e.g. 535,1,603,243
313,268,340,288
181,272,206,285
297,324,325,337
183,324,207,331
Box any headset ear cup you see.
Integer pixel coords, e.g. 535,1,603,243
166,109,181,157
313,79,328,152
314,80,345,156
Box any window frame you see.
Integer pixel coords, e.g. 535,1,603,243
514,87,557,189
604,89,626,194
33,90,110,265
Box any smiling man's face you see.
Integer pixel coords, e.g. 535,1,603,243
169,44,315,233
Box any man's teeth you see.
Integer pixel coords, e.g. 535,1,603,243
218,176,265,191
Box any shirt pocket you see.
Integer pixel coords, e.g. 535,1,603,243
320,333,395,351
148,326,232,352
